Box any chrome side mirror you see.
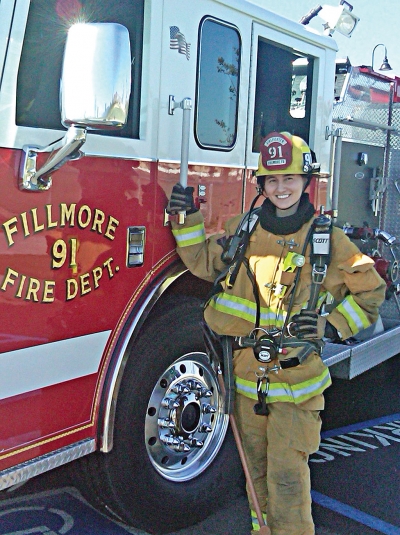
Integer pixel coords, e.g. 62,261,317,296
61,22,131,130
20,23,131,191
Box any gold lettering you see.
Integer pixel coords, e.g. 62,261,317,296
31,208,45,233
1,267,19,290
80,273,91,295
70,238,78,268
64,260,119,300
103,257,114,278
15,274,27,298
46,204,58,228
25,277,40,301
1,269,55,302
92,266,102,288
42,280,56,303
66,278,78,300
104,216,119,240
52,239,67,269
60,203,76,227
2,217,18,246
92,209,106,233
78,205,91,229
4,205,119,244
21,212,30,237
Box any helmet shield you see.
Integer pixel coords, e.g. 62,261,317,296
257,131,315,176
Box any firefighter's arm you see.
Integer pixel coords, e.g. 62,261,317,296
323,228,387,341
169,206,242,283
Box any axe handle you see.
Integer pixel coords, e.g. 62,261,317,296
218,372,271,534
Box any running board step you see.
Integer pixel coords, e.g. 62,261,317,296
0,438,95,491
322,320,400,379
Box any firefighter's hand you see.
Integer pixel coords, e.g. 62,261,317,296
287,310,340,341
166,183,198,215
287,310,326,340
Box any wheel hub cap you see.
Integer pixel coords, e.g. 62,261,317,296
145,352,228,482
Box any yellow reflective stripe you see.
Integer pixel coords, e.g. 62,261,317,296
209,286,330,326
290,367,332,403
172,223,206,247
209,293,328,327
251,510,267,531
209,293,287,327
235,367,331,404
336,295,370,334
235,376,293,402
235,377,258,400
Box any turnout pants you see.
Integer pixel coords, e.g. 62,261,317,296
234,393,323,535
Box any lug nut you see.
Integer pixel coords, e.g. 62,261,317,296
186,380,202,391
202,403,216,414
189,438,204,448
174,440,191,453
158,418,176,429
172,383,190,395
161,397,180,409
161,435,180,446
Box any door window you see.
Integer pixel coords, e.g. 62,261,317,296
195,17,241,150
252,38,313,151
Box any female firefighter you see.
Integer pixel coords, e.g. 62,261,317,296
166,131,386,535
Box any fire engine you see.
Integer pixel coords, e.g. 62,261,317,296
0,0,399,533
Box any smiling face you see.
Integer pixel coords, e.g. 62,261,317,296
262,173,307,210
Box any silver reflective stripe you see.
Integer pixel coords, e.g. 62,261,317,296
210,294,287,326
172,223,206,247
337,295,370,334
235,367,331,404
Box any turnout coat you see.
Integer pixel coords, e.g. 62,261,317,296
171,208,386,407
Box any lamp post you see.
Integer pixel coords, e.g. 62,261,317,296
371,44,393,72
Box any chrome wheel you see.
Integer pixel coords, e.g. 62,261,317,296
145,352,228,482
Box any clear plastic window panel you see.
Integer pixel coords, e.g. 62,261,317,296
195,18,241,149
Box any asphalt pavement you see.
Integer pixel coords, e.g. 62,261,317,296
1,355,399,535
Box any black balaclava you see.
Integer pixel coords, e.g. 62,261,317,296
259,192,315,235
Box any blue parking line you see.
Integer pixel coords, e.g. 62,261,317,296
321,412,400,439
312,491,400,535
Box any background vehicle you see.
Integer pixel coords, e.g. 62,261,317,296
0,1,398,533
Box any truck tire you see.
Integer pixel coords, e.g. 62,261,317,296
74,296,243,534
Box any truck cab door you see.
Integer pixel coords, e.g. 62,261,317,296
157,1,250,230
245,20,337,208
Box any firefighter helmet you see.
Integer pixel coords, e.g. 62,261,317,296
256,131,320,177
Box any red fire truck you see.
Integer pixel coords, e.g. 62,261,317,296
0,0,399,533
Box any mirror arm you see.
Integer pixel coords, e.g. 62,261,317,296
19,125,87,191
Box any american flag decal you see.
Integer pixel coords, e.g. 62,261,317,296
170,26,191,60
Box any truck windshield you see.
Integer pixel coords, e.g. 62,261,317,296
16,0,144,138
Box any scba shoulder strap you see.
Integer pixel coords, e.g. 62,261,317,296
221,208,261,265
221,210,333,310
204,207,261,323
308,213,333,311
207,209,332,326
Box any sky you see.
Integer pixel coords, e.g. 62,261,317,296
258,0,399,78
